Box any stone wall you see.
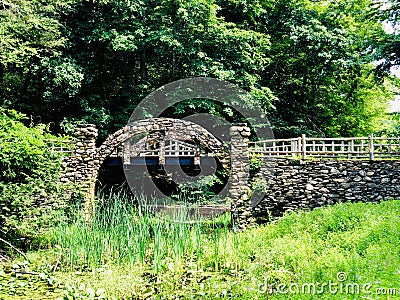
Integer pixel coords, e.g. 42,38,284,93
97,118,230,171
229,124,253,230
252,158,400,220
61,124,98,213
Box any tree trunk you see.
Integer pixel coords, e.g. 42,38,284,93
140,45,147,82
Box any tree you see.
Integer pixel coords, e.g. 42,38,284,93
373,0,400,74
0,0,396,138
258,0,391,136
0,0,71,103
48,0,274,138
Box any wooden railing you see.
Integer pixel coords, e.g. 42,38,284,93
137,139,208,157
55,135,400,160
112,139,211,158
249,134,400,160
45,139,74,154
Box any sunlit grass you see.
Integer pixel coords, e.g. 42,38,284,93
2,195,399,299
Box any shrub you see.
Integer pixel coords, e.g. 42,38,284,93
0,108,80,250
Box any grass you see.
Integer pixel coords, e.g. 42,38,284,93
50,190,231,272
0,195,399,299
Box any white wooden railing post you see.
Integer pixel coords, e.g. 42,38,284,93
159,140,165,165
369,134,374,161
247,136,399,159
194,147,200,165
346,140,348,159
291,140,296,157
301,134,307,160
296,139,300,156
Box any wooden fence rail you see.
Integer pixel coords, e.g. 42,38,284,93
249,134,400,160
45,139,74,154
53,135,400,161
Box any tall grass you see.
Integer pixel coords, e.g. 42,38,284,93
49,191,400,299
51,188,231,272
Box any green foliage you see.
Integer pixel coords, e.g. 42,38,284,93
0,0,73,123
0,0,68,67
0,109,62,182
385,112,400,136
61,283,106,300
257,0,394,137
0,259,62,299
373,0,400,73
0,109,78,249
173,174,223,204
4,199,398,299
249,153,262,171
40,57,84,102
51,189,231,271
1,0,396,138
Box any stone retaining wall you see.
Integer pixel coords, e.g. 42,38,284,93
229,124,253,229
252,158,400,220
61,124,98,213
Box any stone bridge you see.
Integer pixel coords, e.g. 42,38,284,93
61,118,252,227
61,119,400,228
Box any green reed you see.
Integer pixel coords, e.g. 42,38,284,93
51,187,232,273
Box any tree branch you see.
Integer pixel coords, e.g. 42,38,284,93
0,237,28,261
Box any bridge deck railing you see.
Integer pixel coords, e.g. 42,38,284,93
249,135,400,160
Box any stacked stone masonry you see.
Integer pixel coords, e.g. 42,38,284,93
252,158,400,220
61,124,99,213
229,124,254,229
61,119,231,213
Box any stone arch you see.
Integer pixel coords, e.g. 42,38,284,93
95,118,230,172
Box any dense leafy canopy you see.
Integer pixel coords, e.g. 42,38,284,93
0,0,399,138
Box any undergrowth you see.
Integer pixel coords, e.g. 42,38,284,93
0,197,399,299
